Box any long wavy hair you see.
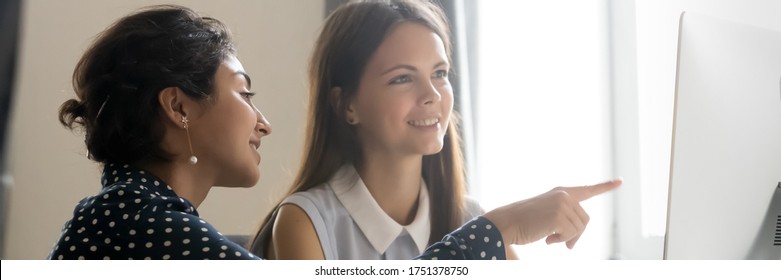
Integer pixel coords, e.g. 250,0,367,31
252,0,468,253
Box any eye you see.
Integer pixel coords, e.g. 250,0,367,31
241,91,256,99
389,74,412,85
432,69,448,79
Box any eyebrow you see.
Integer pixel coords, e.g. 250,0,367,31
235,71,252,89
381,61,450,75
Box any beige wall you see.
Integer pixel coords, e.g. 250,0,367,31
5,0,323,259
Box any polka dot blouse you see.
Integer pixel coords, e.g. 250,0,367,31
48,164,257,260
48,163,506,260
415,216,507,260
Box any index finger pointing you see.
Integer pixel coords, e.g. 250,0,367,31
565,179,622,202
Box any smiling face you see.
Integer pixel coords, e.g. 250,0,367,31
346,22,453,158
189,55,271,187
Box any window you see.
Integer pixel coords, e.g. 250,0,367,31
473,0,613,260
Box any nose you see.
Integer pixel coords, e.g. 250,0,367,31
255,110,272,136
421,80,442,106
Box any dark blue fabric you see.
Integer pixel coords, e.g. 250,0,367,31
416,216,507,260
48,163,256,260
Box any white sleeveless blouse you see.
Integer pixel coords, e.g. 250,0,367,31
279,165,483,260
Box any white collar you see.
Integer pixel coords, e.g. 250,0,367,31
328,165,431,255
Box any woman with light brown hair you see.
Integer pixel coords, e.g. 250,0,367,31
250,0,620,260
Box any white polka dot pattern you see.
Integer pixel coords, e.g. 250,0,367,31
47,163,258,260
415,216,506,260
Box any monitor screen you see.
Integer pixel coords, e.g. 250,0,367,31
664,12,781,260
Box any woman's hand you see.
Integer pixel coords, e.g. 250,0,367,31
483,179,622,249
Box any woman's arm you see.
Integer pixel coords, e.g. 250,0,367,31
268,203,325,260
480,209,519,260
415,216,506,260
418,180,621,260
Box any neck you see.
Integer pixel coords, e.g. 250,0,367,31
135,160,212,208
356,152,423,225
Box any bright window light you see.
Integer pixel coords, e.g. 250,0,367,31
474,0,613,259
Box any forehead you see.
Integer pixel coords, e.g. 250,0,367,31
220,54,245,73
367,22,448,71
215,54,250,86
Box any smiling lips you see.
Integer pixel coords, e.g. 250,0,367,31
408,117,439,127
250,140,261,164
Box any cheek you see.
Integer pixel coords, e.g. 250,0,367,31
379,100,415,125
440,86,455,110
356,95,393,121
220,103,257,142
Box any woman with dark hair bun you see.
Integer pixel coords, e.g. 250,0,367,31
50,5,271,260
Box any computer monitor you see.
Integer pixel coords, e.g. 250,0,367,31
664,12,781,260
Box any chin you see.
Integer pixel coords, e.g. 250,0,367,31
241,173,261,188
236,160,261,186
421,144,445,156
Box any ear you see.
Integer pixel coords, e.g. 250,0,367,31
158,87,196,127
329,87,359,125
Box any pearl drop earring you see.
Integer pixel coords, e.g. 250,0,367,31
181,115,198,165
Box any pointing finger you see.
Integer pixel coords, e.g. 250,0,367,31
566,179,622,202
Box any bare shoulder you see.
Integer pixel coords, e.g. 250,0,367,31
269,203,325,260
